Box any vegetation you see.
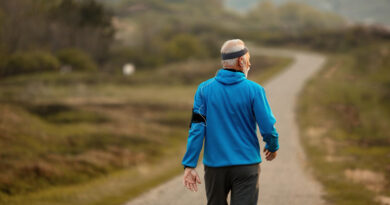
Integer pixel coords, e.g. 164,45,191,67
57,48,97,71
0,0,114,77
246,1,345,33
226,0,390,25
0,0,347,77
0,54,291,204
2,51,60,76
297,35,390,204
260,24,390,51
108,0,347,69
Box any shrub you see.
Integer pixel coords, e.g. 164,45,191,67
57,48,97,71
2,51,60,77
164,34,208,62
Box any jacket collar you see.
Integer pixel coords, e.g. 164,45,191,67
223,68,244,73
215,68,246,85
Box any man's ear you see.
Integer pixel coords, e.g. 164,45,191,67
237,56,244,68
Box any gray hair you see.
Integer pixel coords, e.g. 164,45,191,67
220,39,246,67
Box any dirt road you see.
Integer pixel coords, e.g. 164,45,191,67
124,48,327,205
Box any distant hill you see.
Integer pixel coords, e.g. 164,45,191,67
225,0,390,25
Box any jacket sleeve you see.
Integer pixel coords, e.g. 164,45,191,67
253,86,279,152
181,85,206,168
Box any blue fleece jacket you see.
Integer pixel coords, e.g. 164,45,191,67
181,68,279,168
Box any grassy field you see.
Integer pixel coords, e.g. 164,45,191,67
297,43,390,205
0,54,291,205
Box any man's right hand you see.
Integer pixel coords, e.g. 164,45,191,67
183,167,201,192
263,147,277,161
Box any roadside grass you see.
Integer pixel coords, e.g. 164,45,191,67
297,43,390,205
0,54,291,204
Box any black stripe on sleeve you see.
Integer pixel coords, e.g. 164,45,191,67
189,109,206,128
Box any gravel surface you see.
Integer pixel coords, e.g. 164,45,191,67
124,47,327,205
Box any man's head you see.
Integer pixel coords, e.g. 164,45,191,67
220,39,251,77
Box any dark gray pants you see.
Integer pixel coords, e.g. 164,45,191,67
204,163,261,205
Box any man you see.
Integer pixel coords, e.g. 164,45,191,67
181,39,279,205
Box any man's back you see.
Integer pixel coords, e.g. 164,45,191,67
182,68,279,168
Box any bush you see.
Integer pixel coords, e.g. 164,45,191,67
2,51,60,77
57,48,97,71
164,34,208,62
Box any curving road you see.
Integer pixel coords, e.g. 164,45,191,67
124,47,327,205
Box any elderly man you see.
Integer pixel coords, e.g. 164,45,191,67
181,39,279,205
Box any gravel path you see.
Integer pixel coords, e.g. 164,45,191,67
124,47,327,205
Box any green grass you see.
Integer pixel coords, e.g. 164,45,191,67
297,42,390,205
0,151,184,205
0,54,291,204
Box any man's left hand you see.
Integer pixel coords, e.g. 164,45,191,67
263,147,277,161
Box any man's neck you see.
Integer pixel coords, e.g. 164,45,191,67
223,67,244,73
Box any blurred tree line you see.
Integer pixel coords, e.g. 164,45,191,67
0,0,114,77
109,0,232,68
0,0,358,78
246,1,345,35
109,0,349,69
